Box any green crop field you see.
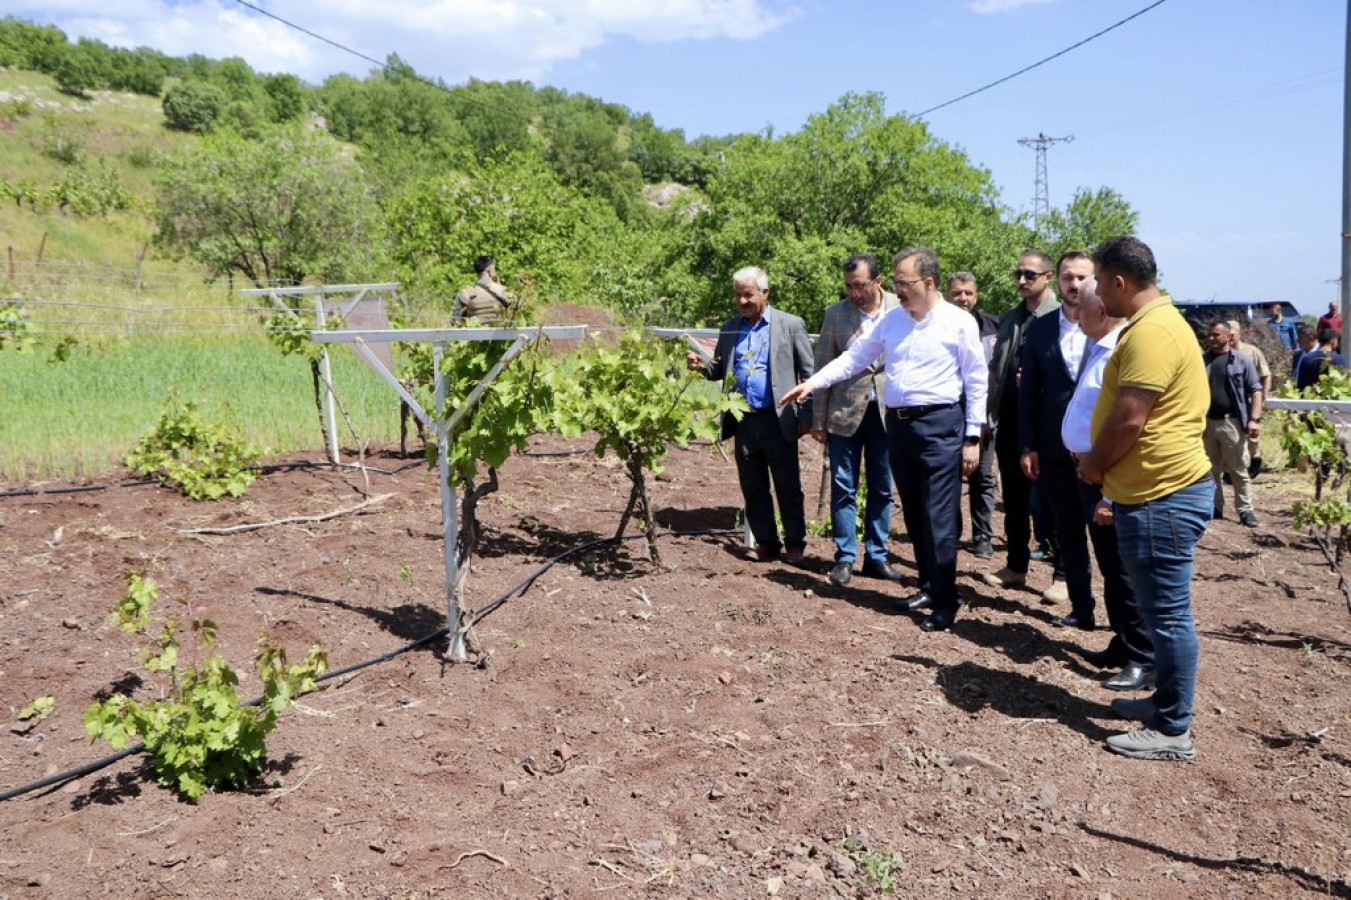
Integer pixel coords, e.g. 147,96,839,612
0,334,404,481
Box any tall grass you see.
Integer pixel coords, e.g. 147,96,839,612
0,333,404,481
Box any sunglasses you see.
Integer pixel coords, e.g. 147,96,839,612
1013,269,1049,281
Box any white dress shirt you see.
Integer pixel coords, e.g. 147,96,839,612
1058,308,1086,379
1061,323,1124,454
804,299,987,437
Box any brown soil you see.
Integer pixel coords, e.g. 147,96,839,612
1,436,1349,898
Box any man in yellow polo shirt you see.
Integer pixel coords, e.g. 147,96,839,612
1078,236,1211,762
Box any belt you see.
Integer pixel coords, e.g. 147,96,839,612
887,401,958,421
746,405,777,416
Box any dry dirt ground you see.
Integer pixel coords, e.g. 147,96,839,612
1,435,1349,899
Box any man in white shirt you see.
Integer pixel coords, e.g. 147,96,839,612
1061,277,1154,688
781,247,986,632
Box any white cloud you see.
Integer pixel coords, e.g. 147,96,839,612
968,0,1058,13
18,0,799,83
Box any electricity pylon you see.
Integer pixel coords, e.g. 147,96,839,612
1017,132,1074,237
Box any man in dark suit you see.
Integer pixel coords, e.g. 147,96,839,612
983,251,1059,590
687,266,814,562
1019,250,1095,626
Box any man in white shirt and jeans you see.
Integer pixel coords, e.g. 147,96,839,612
781,247,987,632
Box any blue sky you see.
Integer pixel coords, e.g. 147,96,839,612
14,0,1346,314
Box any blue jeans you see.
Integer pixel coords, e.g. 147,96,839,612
1113,478,1211,736
827,402,893,565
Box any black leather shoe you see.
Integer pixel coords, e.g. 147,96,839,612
897,591,933,612
920,607,957,632
1081,647,1128,669
1054,613,1095,631
861,560,906,583
971,539,994,560
1103,663,1155,691
829,562,852,586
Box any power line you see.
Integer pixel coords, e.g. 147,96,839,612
915,0,1170,118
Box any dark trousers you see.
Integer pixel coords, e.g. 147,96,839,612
888,404,963,613
994,419,1032,571
1040,454,1094,618
964,439,996,544
1076,480,1154,666
734,409,805,550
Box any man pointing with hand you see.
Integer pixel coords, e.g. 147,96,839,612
781,247,986,631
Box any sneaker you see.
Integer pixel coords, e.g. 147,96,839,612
971,539,994,560
1105,727,1195,761
1029,542,1053,563
1041,581,1069,604
979,567,1026,589
1109,696,1156,721
1238,510,1258,528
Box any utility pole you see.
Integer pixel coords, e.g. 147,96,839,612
1017,132,1074,237
1341,0,1350,355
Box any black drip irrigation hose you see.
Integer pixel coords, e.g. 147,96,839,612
0,526,738,802
0,458,422,499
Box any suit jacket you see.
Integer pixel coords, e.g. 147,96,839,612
988,295,1059,426
704,307,814,442
1018,310,1078,462
811,292,899,436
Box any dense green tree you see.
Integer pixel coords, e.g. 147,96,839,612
263,73,305,123
162,80,228,133
107,46,169,96
0,17,67,72
449,79,537,160
358,59,471,192
314,73,366,142
675,92,1027,325
155,128,384,286
1041,186,1140,262
53,43,99,96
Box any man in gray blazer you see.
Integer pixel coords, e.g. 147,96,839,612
812,254,903,586
687,266,814,562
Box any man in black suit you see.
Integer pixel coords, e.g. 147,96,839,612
1018,250,1095,625
687,266,814,562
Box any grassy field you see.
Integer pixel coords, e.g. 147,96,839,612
0,334,404,481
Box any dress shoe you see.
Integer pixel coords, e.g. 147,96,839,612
1030,541,1055,563
1238,510,1258,528
1102,663,1155,692
1248,457,1263,479
1054,612,1095,631
746,543,780,562
783,544,807,564
897,591,934,612
1105,727,1195,761
920,607,957,632
979,567,1026,589
829,562,852,586
1110,696,1156,721
971,539,994,560
1081,647,1128,669
1041,581,1069,604
861,559,906,583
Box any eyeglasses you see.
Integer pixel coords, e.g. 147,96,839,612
892,276,924,290
1013,269,1049,282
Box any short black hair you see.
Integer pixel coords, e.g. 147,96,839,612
843,253,879,280
1057,249,1091,273
1092,236,1157,286
1018,250,1054,274
892,247,941,287
473,255,496,276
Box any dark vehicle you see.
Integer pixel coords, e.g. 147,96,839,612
1171,299,1302,329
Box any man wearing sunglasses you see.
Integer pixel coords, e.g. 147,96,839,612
983,251,1060,592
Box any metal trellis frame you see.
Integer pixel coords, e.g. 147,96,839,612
312,325,587,660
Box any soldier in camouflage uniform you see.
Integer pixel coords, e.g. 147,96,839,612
452,255,515,324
